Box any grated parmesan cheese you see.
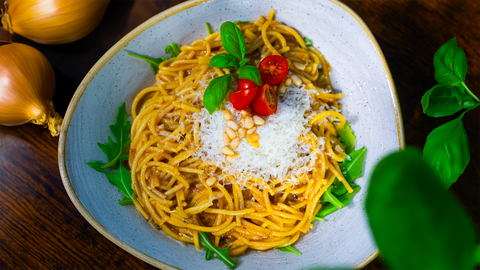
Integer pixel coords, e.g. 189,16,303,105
194,84,328,188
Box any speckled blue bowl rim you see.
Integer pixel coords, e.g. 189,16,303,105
58,0,405,269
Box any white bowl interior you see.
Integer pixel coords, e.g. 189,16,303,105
61,0,402,269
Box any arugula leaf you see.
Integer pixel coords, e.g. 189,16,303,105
220,21,246,60
366,148,477,269
331,147,367,196
205,248,213,260
104,165,135,205
87,103,134,205
198,231,238,269
87,103,131,170
423,114,470,188
128,52,167,75
233,20,249,25
277,245,301,256
317,185,360,218
304,38,313,47
238,58,250,67
433,37,467,87
206,22,213,35
338,121,355,154
421,84,470,117
238,65,261,86
165,43,181,58
209,53,240,69
203,74,234,114
321,186,345,209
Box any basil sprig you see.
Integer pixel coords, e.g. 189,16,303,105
203,21,261,114
421,37,479,188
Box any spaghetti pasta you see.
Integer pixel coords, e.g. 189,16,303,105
129,10,353,257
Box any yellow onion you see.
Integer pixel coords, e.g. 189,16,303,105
1,0,110,44
0,43,62,136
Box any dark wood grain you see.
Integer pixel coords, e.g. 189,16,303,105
0,0,478,269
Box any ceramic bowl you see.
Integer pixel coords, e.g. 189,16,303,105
58,0,404,269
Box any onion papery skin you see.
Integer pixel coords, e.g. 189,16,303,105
2,0,110,44
0,43,62,136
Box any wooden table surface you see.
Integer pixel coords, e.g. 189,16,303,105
1,0,478,269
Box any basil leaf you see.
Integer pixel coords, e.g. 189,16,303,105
220,21,246,60
434,37,468,87
203,74,234,115
238,65,261,86
338,121,355,154
304,38,313,47
276,245,301,256
317,185,360,218
366,149,477,269
421,84,468,117
423,114,470,188
209,53,240,69
331,147,367,196
165,42,181,58
128,52,167,75
239,58,250,67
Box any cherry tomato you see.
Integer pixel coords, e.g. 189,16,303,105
258,55,289,86
229,79,258,110
237,78,258,91
251,83,277,115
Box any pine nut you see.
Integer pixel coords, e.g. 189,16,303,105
291,74,302,87
223,110,233,121
238,128,247,138
246,133,259,143
251,142,260,148
253,115,265,125
284,78,292,87
223,146,235,155
335,144,345,154
293,62,306,70
206,176,217,186
227,120,239,131
226,155,238,163
225,127,237,139
245,117,254,129
278,82,286,94
230,138,240,148
273,85,278,91
223,132,231,143
241,118,246,127
247,127,257,135
241,110,252,118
